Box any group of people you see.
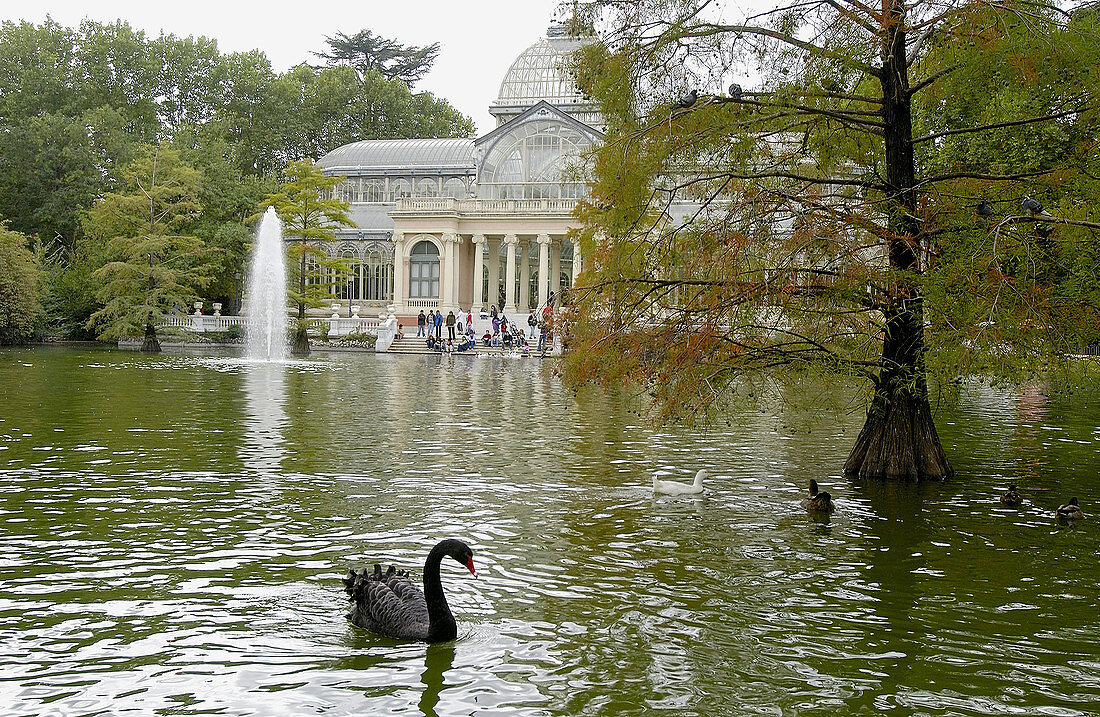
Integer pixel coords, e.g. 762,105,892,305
411,299,554,356
413,302,555,355
425,333,477,353
417,309,471,342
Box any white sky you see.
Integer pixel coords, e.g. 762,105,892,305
4,0,567,134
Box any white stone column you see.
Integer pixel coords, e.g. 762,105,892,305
550,237,562,300
392,232,406,313
454,234,466,311
536,233,551,308
487,237,501,311
518,238,531,313
471,234,486,312
442,231,459,312
503,233,518,315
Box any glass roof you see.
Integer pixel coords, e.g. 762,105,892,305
493,31,590,109
317,138,475,174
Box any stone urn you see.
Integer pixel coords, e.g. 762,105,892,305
193,301,203,315
212,302,222,317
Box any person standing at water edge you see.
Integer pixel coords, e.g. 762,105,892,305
434,310,443,338
446,311,456,341
417,310,426,337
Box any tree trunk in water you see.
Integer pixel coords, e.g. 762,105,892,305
291,326,310,355
844,369,953,480
844,0,952,480
291,313,310,356
140,322,161,353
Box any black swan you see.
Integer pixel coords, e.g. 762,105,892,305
343,539,476,642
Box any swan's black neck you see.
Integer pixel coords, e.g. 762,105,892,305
423,541,458,642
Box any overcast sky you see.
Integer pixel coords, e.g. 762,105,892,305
4,0,567,134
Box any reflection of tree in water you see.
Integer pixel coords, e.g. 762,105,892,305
418,644,456,717
842,479,935,712
1012,382,1050,488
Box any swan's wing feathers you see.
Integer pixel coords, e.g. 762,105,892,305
383,570,429,623
345,564,429,638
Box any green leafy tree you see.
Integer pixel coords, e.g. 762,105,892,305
564,0,1100,480
84,145,213,351
176,129,275,311
0,107,135,252
315,29,440,87
0,225,45,344
262,159,354,355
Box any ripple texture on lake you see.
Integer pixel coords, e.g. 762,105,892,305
1,347,1098,716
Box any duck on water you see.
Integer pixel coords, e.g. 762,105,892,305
653,469,707,496
343,539,476,643
800,480,835,512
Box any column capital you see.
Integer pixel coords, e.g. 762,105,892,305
536,233,552,245
442,231,460,244
472,233,486,245
392,231,404,244
503,233,519,246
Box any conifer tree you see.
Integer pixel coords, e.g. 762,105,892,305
563,0,1100,479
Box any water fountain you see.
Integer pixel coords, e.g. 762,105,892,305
245,207,288,361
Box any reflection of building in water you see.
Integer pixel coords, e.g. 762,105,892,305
311,23,604,321
241,363,288,473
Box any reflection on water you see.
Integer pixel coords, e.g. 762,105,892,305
241,361,288,473
0,347,1097,716
419,644,455,717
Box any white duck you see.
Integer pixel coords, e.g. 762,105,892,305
653,469,707,495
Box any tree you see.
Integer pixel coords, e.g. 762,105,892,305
84,145,213,351
315,29,440,87
563,0,1100,480
0,225,45,344
0,108,135,253
176,129,275,312
262,159,354,355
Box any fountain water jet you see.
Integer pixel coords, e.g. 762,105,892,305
245,207,288,361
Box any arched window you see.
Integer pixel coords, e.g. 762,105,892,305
363,180,385,203
478,119,593,200
336,179,359,203
443,178,467,199
416,178,439,197
409,240,440,299
392,179,413,201
339,248,361,301
362,246,393,301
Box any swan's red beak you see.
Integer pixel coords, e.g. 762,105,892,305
466,556,477,577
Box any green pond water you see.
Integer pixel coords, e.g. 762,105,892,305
0,346,1097,716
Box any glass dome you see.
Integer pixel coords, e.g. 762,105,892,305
478,118,592,200
491,25,597,126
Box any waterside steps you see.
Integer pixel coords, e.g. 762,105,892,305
386,333,548,357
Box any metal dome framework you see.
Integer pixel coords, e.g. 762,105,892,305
317,138,476,175
477,109,596,200
490,28,599,127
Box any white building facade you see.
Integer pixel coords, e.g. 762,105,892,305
315,24,598,321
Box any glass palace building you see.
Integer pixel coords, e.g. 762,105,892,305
314,24,599,319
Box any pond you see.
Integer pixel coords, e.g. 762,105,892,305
0,346,1097,716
